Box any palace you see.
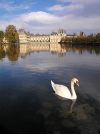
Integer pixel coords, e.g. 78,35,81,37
18,28,67,43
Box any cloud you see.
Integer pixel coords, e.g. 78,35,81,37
0,20,10,31
0,10,100,35
20,11,60,24
58,0,100,4
2,4,30,11
8,11,62,33
0,1,35,11
47,4,65,11
47,0,100,17
47,4,84,12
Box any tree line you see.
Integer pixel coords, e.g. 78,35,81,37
61,33,100,45
0,25,19,44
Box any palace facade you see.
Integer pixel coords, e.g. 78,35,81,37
18,28,67,43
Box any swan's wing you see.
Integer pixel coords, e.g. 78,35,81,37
51,81,71,99
54,84,71,98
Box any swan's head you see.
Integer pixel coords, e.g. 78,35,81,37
72,78,80,86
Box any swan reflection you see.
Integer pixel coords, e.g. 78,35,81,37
53,93,77,116
69,99,77,116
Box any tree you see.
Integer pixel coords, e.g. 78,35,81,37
0,30,4,43
96,33,100,42
5,25,19,43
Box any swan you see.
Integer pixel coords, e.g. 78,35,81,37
51,78,79,100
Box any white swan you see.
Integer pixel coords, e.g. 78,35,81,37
51,78,79,100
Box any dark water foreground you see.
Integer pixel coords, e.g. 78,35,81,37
0,44,100,134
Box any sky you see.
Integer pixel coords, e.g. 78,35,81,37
0,0,100,35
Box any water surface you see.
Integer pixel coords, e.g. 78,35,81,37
0,43,100,134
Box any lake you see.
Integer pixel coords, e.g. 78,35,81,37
0,43,100,134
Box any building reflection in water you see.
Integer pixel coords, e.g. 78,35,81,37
19,43,67,58
0,43,100,61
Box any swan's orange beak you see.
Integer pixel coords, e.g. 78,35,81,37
76,81,80,87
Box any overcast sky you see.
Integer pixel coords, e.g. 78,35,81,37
0,0,100,35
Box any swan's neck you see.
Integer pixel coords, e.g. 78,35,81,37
71,81,77,99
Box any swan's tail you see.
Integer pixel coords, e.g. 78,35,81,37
51,80,56,92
